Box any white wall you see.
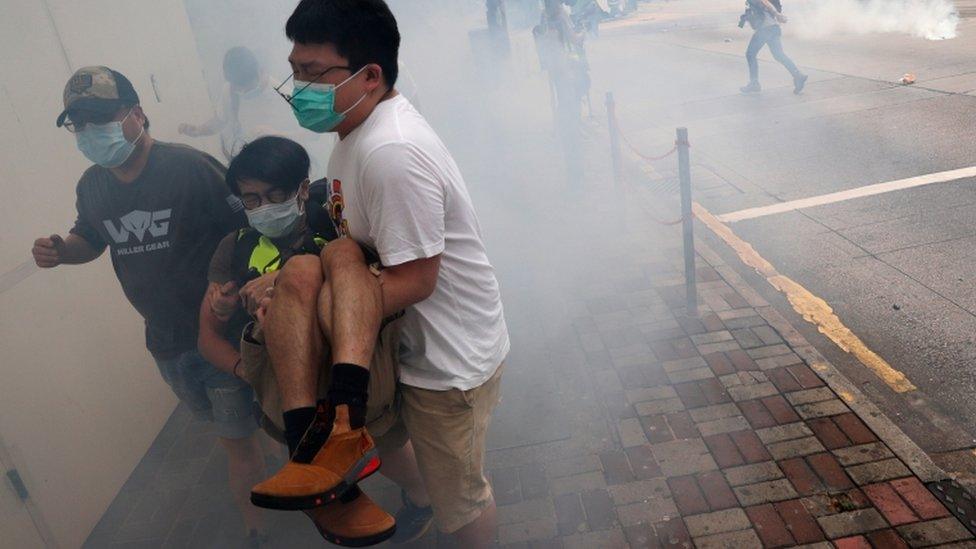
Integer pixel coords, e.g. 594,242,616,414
0,1,219,546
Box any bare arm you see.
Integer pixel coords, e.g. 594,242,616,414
32,233,104,268
760,0,787,21
378,255,441,317
198,284,242,376
179,115,227,137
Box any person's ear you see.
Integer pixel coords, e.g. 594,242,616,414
364,64,384,93
130,105,147,128
297,178,311,212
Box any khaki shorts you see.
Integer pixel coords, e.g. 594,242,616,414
399,364,505,533
238,317,408,454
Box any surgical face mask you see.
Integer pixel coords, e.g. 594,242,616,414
74,109,144,168
290,67,368,133
245,196,302,238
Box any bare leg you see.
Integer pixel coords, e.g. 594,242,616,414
451,500,498,548
219,434,267,534
264,255,324,411
320,239,383,367
378,440,431,507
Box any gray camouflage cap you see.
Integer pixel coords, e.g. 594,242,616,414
56,66,139,127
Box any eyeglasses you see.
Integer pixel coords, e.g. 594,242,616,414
64,108,132,133
240,188,295,211
274,65,351,104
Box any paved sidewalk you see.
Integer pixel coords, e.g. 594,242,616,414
481,184,976,548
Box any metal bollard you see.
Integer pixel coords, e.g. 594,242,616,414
606,92,623,185
677,127,697,316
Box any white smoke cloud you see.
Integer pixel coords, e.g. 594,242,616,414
790,0,959,41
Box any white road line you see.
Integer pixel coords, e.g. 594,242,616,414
716,166,976,223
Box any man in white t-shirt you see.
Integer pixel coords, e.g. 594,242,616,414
250,1,509,546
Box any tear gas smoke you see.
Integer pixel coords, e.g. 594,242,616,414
791,0,959,41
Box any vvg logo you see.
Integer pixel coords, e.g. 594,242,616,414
103,209,172,244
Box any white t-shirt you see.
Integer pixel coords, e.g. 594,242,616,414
326,95,509,391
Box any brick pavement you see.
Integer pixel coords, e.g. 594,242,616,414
474,171,976,548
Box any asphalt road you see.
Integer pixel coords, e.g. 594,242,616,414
582,1,976,465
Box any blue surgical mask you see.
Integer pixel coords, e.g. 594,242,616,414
74,109,144,168
290,67,368,133
245,196,303,238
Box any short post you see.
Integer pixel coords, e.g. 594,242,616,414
677,127,697,316
606,92,622,185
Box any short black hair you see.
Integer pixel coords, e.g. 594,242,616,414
223,46,260,88
225,136,310,196
286,0,400,89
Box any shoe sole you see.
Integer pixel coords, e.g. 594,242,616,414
250,448,381,510
317,522,397,547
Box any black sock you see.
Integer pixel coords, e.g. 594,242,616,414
282,406,317,455
328,363,370,429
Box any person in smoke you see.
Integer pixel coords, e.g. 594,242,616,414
535,0,590,187
31,67,268,544
740,0,808,94
199,135,427,545
248,0,510,547
179,46,313,161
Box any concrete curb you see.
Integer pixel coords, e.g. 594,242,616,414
693,233,949,483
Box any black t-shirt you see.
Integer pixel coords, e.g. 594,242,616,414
70,141,246,358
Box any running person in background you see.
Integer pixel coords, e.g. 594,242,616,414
179,46,321,163
740,0,808,94
32,67,268,545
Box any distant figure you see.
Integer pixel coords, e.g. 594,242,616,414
179,46,307,161
535,0,590,188
739,0,807,95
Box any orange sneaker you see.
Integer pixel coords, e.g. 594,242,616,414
251,404,380,510
304,487,397,547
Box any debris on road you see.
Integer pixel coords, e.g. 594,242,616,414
901,73,917,85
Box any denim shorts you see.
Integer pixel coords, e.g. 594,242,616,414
153,350,257,440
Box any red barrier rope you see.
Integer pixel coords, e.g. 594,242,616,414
612,109,684,162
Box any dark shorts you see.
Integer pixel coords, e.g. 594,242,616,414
153,350,257,440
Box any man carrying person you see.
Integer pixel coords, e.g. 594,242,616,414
740,0,808,95
248,1,510,546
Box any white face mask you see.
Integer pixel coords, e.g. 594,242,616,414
245,196,302,238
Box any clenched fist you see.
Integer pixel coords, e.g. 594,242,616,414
32,234,66,268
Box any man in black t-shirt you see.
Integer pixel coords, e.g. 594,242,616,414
30,66,269,542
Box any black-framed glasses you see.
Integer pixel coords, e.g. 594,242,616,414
274,65,352,104
240,189,296,211
63,107,133,134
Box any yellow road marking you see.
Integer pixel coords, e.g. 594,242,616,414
693,202,917,393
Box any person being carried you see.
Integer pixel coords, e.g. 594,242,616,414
32,66,268,544
199,135,433,546
739,0,807,95
250,1,510,547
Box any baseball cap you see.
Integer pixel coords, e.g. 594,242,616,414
55,66,140,127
